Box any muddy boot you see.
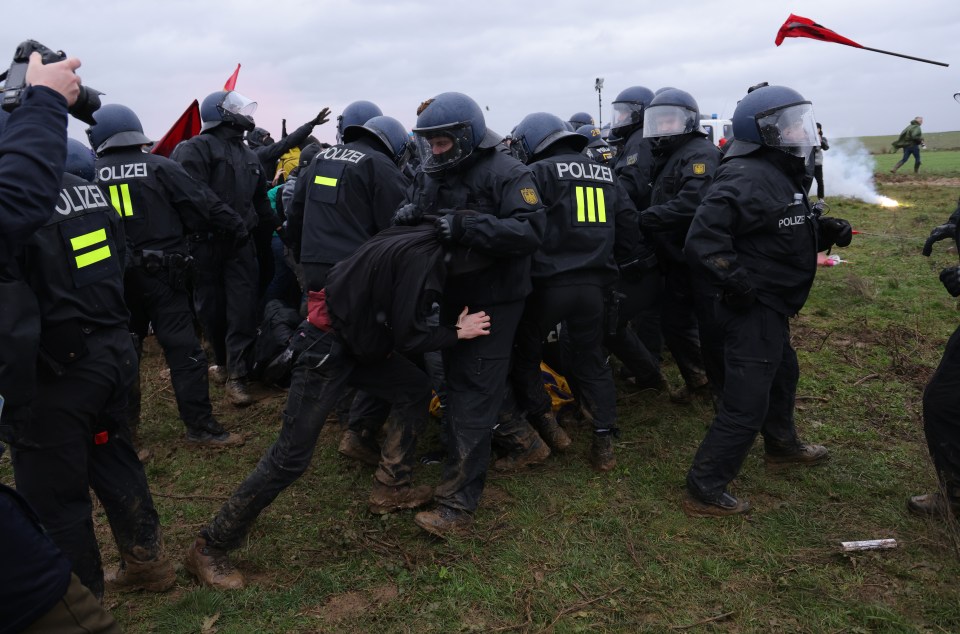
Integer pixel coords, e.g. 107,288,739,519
368,481,434,515
907,489,960,518
186,419,245,447
105,548,176,593
414,505,474,539
532,411,572,452
338,430,381,466
492,435,551,473
764,443,829,469
590,431,617,472
208,364,227,384
682,490,752,518
225,379,254,408
184,537,244,590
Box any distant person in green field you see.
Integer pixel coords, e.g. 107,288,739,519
891,116,924,174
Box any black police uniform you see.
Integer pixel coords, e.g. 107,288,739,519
197,224,453,552
9,172,163,599
584,140,615,166
684,147,828,500
614,130,654,212
172,125,274,381
287,136,409,290
407,148,545,514
95,148,246,436
0,87,69,420
641,133,720,390
512,150,631,433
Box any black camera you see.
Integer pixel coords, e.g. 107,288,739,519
1,40,101,125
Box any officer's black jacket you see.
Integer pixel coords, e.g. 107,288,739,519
685,147,820,316
287,138,408,265
527,149,634,286
406,148,545,307
95,147,245,253
252,119,316,181
584,142,614,166
0,86,69,268
613,130,654,212
643,133,721,266
19,172,128,329
171,126,274,233
325,223,458,363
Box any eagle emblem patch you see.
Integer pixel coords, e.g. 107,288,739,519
520,188,539,205
692,163,706,175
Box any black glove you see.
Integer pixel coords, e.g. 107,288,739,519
819,216,852,249
435,214,467,244
392,203,423,226
232,230,250,251
922,223,958,257
722,286,756,311
312,108,332,126
940,265,960,297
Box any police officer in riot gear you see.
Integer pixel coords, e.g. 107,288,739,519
683,85,852,517
395,92,546,537
639,89,718,399
7,139,174,599
172,90,275,406
510,112,636,471
610,85,655,210
87,104,247,445
335,100,383,143
576,124,615,166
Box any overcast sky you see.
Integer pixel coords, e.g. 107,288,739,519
6,1,959,146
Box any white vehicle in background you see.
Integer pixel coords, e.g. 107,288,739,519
700,116,733,148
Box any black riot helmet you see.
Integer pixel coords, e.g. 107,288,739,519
342,115,412,166
85,104,153,156
642,89,701,149
246,127,274,148
609,85,654,141
512,112,588,165
575,124,605,147
65,138,95,182
569,111,594,129
200,90,258,132
336,100,382,143
412,92,490,174
731,84,818,158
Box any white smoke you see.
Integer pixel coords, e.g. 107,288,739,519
815,139,897,206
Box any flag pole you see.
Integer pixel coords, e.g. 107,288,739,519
856,46,948,67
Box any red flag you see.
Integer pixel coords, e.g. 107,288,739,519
224,64,241,91
775,14,862,48
151,100,201,157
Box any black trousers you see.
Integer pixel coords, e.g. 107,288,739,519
922,324,960,489
512,283,615,429
125,267,215,431
434,300,525,513
686,303,802,499
189,240,258,379
10,327,161,600
202,323,431,551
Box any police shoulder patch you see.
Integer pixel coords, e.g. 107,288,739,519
692,163,706,175
625,154,638,166
520,188,539,205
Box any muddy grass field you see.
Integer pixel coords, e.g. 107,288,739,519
4,157,960,633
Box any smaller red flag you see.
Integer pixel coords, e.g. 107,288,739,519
775,14,862,48
224,63,241,91
151,100,202,157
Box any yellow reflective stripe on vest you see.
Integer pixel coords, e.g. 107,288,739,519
75,245,112,268
108,184,134,217
575,186,606,223
314,176,338,187
70,228,107,251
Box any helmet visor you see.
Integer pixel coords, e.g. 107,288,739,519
413,123,474,174
221,91,258,117
610,101,643,132
643,104,698,138
757,103,818,152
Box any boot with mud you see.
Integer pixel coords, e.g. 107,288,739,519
590,430,617,472
338,430,381,466
414,505,474,538
225,378,254,407
492,435,551,473
368,481,434,514
907,486,960,519
105,547,176,593
764,443,829,469
682,490,752,518
184,537,245,590
185,418,245,447
532,411,571,451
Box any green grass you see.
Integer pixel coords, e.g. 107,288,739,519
842,130,960,154
872,149,960,176
3,167,960,633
